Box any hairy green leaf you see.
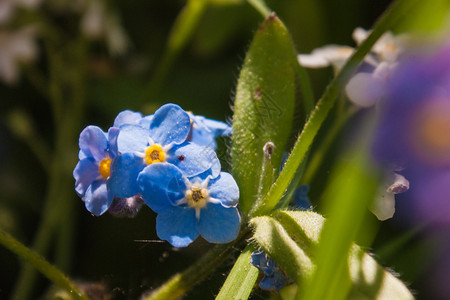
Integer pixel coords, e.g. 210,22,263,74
232,13,296,216
216,244,259,300
250,215,315,283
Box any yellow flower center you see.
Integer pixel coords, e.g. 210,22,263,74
98,158,111,178
413,100,450,164
144,144,166,164
185,187,209,209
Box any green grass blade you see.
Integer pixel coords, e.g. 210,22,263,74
215,244,259,300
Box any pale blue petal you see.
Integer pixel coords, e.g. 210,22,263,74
107,127,120,157
197,203,240,244
149,104,190,145
116,124,149,153
109,153,145,197
84,180,114,216
113,110,143,127
138,115,153,129
208,172,239,207
190,115,232,148
156,205,199,247
73,158,100,196
137,163,186,213
168,142,220,178
79,126,108,161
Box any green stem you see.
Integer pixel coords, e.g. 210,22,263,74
143,228,251,300
247,0,271,17
252,0,421,216
142,0,210,102
0,228,88,300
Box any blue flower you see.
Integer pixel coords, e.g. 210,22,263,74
109,104,220,198
372,43,450,226
73,125,119,216
292,184,312,210
250,250,293,292
137,163,240,247
188,113,232,150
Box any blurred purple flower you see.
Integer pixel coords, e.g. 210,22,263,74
372,43,450,226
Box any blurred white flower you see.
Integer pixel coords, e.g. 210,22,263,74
370,172,409,221
298,27,409,107
80,0,130,56
0,0,41,24
0,26,38,84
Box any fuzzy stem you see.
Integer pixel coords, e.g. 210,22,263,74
0,228,88,300
142,228,251,300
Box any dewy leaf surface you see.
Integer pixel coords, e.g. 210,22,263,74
232,13,296,215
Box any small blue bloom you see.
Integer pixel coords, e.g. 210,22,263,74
250,250,293,292
109,104,220,198
73,125,118,216
292,184,312,210
188,113,232,150
137,163,240,247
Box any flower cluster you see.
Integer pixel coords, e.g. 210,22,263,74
73,103,240,247
372,43,450,227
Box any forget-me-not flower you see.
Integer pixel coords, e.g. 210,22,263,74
109,103,220,198
250,250,293,292
137,163,240,247
73,125,119,216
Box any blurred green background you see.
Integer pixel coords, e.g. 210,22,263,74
2,0,447,299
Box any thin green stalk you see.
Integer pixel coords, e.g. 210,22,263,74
0,228,88,300
142,0,210,101
247,0,271,17
252,0,421,216
143,228,251,300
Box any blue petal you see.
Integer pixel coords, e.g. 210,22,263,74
293,184,311,210
197,203,240,244
79,126,108,161
138,115,153,129
73,158,100,196
149,104,190,145
116,124,149,153
107,127,120,157
190,115,232,148
138,163,186,213
113,110,143,127
168,142,220,178
208,172,239,207
84,180,114,216
156,205,199,247
109,153,145,197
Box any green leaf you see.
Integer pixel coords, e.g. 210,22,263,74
262,211,415,300
216,244,259,300
250,215,315,283
232,13,297,216
256,0,422,217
